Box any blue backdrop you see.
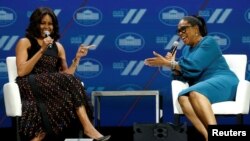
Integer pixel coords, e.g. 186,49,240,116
1,0,250,128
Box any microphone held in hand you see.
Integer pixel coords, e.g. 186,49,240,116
44,31,53,49
169,41,179,55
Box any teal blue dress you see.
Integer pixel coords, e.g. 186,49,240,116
174,36,239,104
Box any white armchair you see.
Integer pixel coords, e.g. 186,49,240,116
171,54,250,124
3,56,89,140
3,56,21,141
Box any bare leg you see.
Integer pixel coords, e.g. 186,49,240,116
76,106,104,139
188,92,217,126
188,91,217,141
178,95,208,141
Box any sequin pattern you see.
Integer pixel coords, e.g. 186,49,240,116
16,38,93,139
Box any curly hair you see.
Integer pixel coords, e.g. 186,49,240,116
25,7,60,41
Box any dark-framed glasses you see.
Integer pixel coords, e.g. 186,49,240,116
176,25,192,35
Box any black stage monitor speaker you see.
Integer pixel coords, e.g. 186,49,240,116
133,122,187,141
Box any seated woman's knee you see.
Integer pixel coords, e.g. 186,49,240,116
189,91,201,100
189,91,209,103
178,96,189,107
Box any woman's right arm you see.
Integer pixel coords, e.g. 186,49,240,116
15,38,45,77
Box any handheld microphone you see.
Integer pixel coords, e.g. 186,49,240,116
169,41,179,55
44,31,53,49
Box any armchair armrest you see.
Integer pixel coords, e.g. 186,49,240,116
235,80,250,114
171,80,189,114
3,82,22,116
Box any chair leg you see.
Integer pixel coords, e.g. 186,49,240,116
159,95,164,123
236,114,243,125
174,114,180,125
12,117,21,141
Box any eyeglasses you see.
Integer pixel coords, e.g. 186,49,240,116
176,25,193,35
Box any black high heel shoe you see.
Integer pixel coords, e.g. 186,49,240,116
93,135,111,141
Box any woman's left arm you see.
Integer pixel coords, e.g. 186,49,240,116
57,43,89,74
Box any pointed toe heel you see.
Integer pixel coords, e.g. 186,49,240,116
93,135,111,141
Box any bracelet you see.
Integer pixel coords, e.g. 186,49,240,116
39,48,45,54
170,60,178,70
72,58,79,67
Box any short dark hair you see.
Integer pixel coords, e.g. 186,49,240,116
25,7,60,41
182,15,208,37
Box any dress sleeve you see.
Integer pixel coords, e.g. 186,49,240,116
178,36,222,80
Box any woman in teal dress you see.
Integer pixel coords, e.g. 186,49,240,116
144,15,239,141
177,35,238,103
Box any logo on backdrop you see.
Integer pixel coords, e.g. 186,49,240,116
209,32,230,51
75,58,103,78
112,8,146,24
115,32,145,53
158,6,187,26
113,60,144,76
155,34,184,51
70,35,104,49
0,7,17,27
242,36,250,46
199,8,232,24
244,8,250,23
0,35,19,51
0,59,7,79
73,6,102,26
27,9,61,18
117,84,142,90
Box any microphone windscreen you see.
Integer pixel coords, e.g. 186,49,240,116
170,41,179,54
173,41,179,47
44,31,50,37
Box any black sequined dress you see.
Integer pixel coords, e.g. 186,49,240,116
16,37,93,139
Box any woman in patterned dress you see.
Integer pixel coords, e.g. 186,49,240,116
15,7,110,141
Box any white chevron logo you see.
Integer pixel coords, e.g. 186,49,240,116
207,8,232,24
0,35,19,51
121,60,144,76
164,35,184,51
82,35,105,49
121,9,146,24
53,9,61,16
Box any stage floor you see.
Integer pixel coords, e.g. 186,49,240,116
0,126,204,141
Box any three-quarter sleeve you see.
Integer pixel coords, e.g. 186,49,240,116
177,36,222,81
